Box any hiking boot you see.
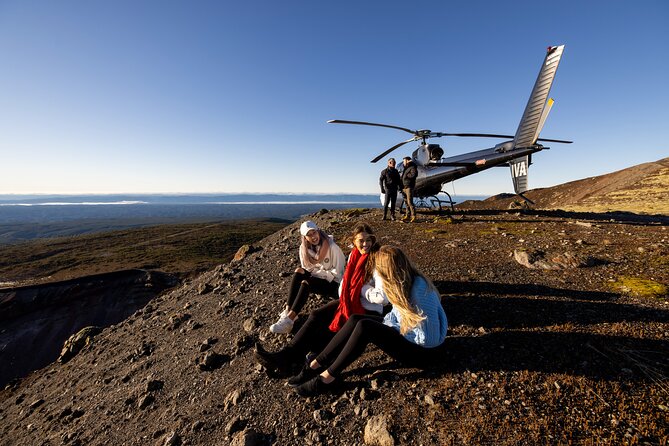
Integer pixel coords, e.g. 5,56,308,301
270,314,294,334
288,352,320,386
294,376,335,397
254,343,295,370
287,363,321,387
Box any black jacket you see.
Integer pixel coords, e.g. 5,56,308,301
401,161,418,189
379,167,402,194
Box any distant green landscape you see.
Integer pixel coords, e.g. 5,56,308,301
0,219,289,286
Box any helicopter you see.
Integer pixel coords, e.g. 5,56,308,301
328,45,572,210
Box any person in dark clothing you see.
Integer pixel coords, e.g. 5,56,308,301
401,156,418,222
379,158,402,221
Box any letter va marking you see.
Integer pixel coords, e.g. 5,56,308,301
513,161,527,177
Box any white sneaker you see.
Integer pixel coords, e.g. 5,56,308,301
279,308,290,318
270,315,294,334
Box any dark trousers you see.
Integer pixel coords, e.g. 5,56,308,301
287,271,339,315
315,314,435,377
382,190,398,218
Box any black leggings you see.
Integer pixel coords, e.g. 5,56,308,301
288,301,340,358
315,314,436,378
287,271,339,315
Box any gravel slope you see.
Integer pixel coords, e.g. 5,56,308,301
1,207,667,446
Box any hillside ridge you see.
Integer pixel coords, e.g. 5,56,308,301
1,205,667,445
459,156,669,215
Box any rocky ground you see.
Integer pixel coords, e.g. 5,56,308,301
0,207,667,446
457,157,669,216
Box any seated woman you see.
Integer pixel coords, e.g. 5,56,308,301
255,223,386,371
290,245,448,397
270,220,346,334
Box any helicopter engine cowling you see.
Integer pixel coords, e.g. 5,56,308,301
412,144,444,166
494,141,514,153
428,144,444,160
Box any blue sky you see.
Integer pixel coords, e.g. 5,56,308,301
0,1,667,196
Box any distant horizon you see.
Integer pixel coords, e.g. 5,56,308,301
0,192,488,231
0,191,397,196
0,191,490,198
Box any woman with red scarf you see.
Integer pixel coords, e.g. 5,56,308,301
255,223,387,374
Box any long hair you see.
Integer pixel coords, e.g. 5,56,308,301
350,223,379,282
374,246,434,334
300,229,329,269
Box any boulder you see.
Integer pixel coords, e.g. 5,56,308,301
230,428,264,446
58,326,102,363
364,415,395,446
513,249,596,270
233,245,257,262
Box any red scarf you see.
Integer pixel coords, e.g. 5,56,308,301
329,248,368,332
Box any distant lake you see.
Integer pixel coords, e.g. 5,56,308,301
0,193,484,223
0,193,485,243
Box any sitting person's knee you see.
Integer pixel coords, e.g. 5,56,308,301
295,267,306,274
347,314,369,325
354,317,381,334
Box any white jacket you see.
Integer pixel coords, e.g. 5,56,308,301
361,270,389,313
299,235,346,283
338,257,389,314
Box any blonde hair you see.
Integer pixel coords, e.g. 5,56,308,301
374,246,434,334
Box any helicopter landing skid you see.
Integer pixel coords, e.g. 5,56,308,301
400,191,459,216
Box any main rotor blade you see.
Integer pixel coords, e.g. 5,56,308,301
370,138,417,163
434,132,515,138
435,132,572,143
536,137,572,144
328,119,416,135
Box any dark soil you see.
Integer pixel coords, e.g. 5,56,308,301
0,207,667,445
0,219,288,285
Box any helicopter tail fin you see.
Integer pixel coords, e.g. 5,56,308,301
509,156,529,194
512,45,565,150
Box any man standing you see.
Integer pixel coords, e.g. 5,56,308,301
401,156,417,222
379,158,401,221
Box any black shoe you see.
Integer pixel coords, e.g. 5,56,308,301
288,363,321,387
382,216,387,221
254,343,295,371
294,376,335,397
